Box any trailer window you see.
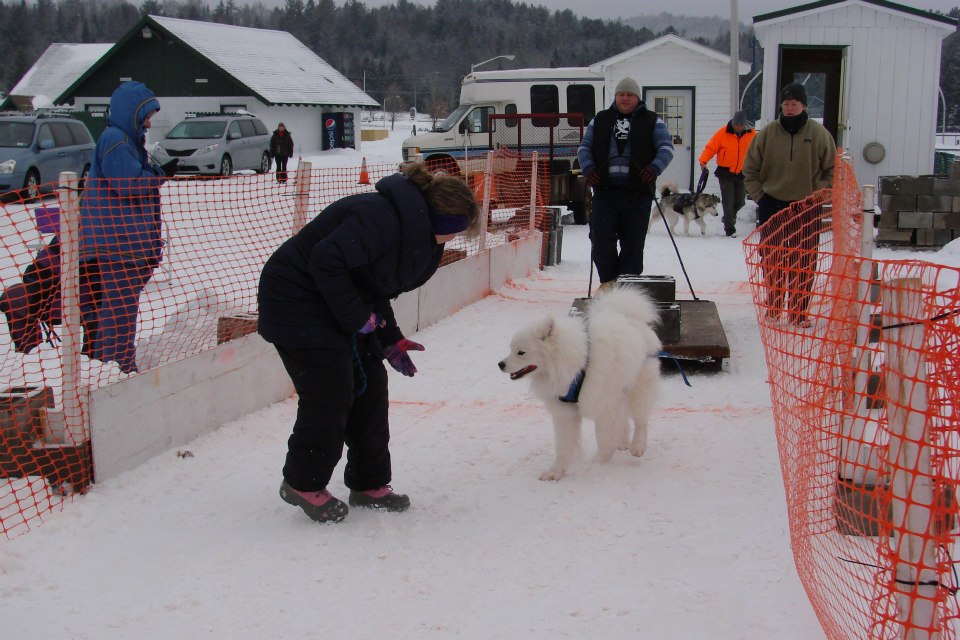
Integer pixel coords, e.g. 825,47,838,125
505,104,518,128
567,86,596,125
460,106,495,134
530,85,559,126
435,104,472,133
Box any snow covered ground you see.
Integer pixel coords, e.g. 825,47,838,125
3,123,960,639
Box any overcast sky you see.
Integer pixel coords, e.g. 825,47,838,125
344,0,958,21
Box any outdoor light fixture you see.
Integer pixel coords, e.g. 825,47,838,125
471,54,515,74
141,26,152,38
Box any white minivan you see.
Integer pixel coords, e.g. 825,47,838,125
155,113,272,177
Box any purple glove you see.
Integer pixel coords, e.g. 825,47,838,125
638,165,658,183
586,169,601,187
383,338,424,377
359,312,385,334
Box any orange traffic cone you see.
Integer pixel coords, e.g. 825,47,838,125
358,157,370,185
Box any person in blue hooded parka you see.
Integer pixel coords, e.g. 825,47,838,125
79,81,177,374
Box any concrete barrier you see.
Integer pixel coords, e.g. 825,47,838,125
89,233,542,481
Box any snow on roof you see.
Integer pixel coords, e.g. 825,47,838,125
590,33,751,75
150,16,378,108
8,43,112,108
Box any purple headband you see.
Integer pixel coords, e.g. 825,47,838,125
429,210,470,235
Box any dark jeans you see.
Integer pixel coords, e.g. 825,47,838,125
276,337,392,494
756,195,820,323
275,156,289,183
718,174,746,235
588,188,653,282
79,258,154,374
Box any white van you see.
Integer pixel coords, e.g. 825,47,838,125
401,67,606,171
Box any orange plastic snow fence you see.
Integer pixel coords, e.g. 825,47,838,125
0,158,549,538
743,152,960,639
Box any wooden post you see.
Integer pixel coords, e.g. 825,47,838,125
839,184,880,483
882,277,938,640
291,161,312,235
56,171,84,445
528,151,539,234
479,151,493,253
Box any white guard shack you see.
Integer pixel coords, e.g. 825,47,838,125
589,33,751,192
753,0,957,187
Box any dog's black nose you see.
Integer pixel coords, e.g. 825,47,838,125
498,361,505,371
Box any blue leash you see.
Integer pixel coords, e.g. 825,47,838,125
349,334,368,396
658,350,693,387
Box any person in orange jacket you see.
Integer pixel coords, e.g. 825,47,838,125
699,111,756,237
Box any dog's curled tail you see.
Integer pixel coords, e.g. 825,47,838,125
659,180,679,199
589,287,661,331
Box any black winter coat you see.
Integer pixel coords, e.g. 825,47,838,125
270,130,294,158
257,173,443,350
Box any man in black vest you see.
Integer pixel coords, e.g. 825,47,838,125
577,77,674,292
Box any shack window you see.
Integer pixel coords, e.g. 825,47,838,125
566,85,596,125
530,85,559,127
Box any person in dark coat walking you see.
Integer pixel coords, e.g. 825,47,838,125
258,162,481,523
79,80,176,374
270,123,294,184
576,77,674,293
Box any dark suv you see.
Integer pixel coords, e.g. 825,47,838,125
155,113,272,176
0,112,96,198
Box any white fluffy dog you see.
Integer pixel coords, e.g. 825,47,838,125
498,288,662,480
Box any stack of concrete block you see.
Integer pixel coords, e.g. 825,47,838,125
877,172,960,247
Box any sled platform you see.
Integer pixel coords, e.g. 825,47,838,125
660,299,730,371
570,297,730,372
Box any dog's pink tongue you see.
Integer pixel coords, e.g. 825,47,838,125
510,365,537,380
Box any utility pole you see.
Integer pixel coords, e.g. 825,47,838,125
731,0,740,117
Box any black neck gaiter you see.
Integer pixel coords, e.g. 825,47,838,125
779,111,809,135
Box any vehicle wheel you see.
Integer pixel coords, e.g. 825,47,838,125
23,169,41,200
219,155,233,177
257,152,271,174
79,164,90,192
424,155,460,176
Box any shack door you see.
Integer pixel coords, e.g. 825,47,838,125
778,47,844,144
645,88,694,191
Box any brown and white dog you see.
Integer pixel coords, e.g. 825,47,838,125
650,181,721,236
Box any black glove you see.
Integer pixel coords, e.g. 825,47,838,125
638,165,657,183
161,158,179,177
586,170,601,187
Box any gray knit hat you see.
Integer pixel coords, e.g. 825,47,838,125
614,77,641,99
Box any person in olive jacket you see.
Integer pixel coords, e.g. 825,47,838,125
259,162,480,523
742,82,836,328
269,122,294,184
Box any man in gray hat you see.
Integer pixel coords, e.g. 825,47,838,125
699,110,756,237
577,76,674,291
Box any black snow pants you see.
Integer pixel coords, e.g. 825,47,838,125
276,335,392,494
